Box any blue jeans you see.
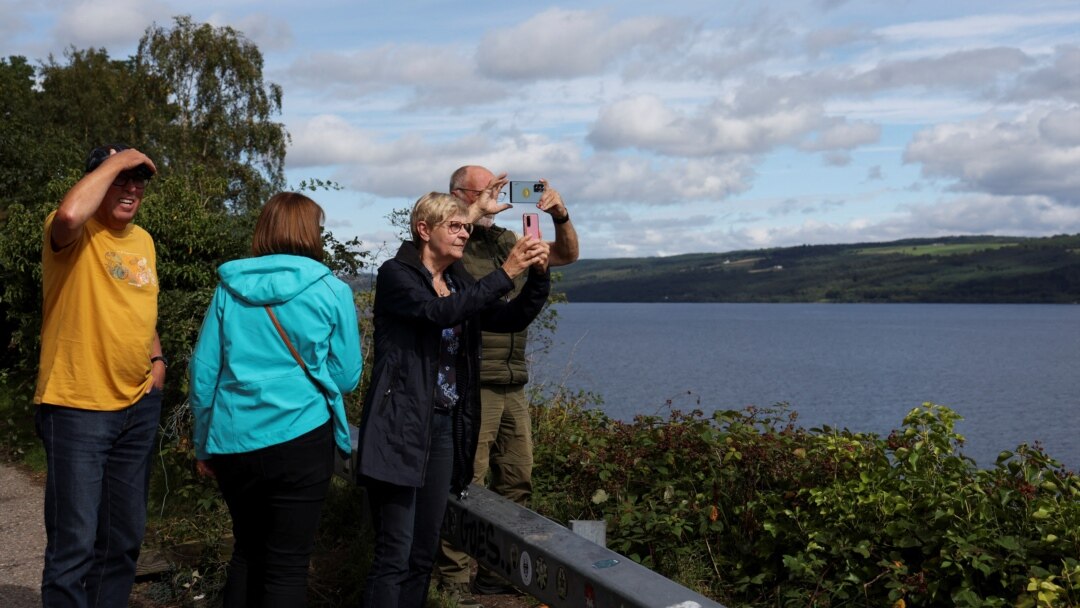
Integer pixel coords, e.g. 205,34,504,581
210,420,334,608
35,388,162,608
361,411,453,608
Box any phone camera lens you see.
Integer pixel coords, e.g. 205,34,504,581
534,184,545,192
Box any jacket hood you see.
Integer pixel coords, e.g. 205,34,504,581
218,254,332,306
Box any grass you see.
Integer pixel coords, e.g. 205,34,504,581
857,242,1018,256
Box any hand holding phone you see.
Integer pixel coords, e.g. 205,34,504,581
522,213,542,240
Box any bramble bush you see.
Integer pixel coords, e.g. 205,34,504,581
531,396,1080,607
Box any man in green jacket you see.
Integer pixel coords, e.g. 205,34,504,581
436,165,579,601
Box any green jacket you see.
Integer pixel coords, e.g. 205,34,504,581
461,224,529,385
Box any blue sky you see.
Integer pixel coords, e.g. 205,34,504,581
4,0,1080,259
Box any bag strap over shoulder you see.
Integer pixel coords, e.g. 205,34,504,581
265,305,308,371
265,306,328,402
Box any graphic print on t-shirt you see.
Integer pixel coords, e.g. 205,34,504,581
105,250,157,288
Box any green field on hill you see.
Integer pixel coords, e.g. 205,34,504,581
556,234,1080,303
856,242,1018,256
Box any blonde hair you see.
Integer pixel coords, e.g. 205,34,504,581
410,192,467,243
251,192,326,261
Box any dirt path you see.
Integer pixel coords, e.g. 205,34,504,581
0,463,45,608
0,461,539,607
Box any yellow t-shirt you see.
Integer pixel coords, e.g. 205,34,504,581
34,211,159,410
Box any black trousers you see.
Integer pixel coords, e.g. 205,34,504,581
211,421,334,608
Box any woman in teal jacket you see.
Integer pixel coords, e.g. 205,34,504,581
189,192,362,607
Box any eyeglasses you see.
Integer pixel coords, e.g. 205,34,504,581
112,173,150,190
455,187,506,202
439,220,474,235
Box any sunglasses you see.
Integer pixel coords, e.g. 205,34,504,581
111,172,151,190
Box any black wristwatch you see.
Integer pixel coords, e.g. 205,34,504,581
150,355,168,368
552,212,570,225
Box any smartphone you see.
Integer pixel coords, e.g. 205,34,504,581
510,181,545,205
522,213,542,240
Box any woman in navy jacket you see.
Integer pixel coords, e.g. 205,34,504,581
357,192,550,607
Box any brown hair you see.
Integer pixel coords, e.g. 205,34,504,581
251,192,326,261
410,192,467,243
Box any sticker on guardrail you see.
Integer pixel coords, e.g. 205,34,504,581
519,550,533,586
536,556,548,590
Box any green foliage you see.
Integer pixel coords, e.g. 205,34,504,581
0,18,368,604
136,16,288,211
37,47,163,157
0,56,79,212
557,234,1080,303
531,398,1080,607
386,206,412,241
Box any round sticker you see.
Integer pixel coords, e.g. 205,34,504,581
519,550,533,586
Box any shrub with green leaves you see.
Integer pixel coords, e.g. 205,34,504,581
531,397,1080,607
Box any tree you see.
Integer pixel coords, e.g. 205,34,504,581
37,48,166,158
0,56,78,212
135,16,288,210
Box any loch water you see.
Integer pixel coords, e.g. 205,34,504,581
531,303,1080,471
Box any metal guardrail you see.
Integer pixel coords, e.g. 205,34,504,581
337,426,725,607
443,485,726,608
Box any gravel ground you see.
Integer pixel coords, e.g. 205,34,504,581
0,463,45,608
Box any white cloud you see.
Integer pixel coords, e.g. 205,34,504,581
759,47,1032,106
475,8,686,80
575,155,756,204
844,47,1031,92
672,193,1080,258
1039,105,1080,145
1010,45,1080,103
284,45,466,92
282,44,505,107
801,120,881,150
894,193,1080,235
804,25,873,58
210,12,294,52
877,11,1080,43
588,94,828,157
0,1,28,41
53,0,168,49
636,14,792,83
905,105,1080,204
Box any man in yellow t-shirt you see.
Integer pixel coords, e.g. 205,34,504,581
33,144,166,607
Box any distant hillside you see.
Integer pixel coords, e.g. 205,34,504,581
555,234,1080,303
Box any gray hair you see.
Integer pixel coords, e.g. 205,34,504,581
410,192,468,243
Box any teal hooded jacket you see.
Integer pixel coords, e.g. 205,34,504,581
189,254,362,459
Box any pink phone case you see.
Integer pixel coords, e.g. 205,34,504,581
523,213,542,240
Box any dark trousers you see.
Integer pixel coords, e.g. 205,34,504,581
210,421,334,608
361,411,453,608
36,389,162,608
